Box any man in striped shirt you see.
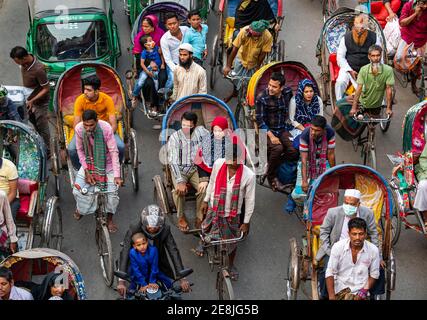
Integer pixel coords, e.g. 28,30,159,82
299,115,336,193
167,111,209,231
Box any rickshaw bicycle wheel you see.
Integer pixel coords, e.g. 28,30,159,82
153,174,173,220
129,129,139,192
95,223,114,287
277,40,285,62
285,238,299,300
217,269,235,300
235,103,248,130
41,196,63,251
385,248,397,300
51,136,62,197
380,192,402,246
210,35,219,90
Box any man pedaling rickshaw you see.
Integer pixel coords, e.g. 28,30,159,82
116,204,191,297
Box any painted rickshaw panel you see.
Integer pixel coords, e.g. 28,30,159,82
402,100,427,154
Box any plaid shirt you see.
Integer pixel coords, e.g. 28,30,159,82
255,88,293,136
167,126,209,183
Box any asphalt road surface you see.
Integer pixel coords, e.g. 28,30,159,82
0,0,426,300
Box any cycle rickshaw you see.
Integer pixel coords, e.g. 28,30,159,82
0,248,87,300
209,0,285,90
153,94,237,230
51,62,140,194
126,2,190,119
239,61,319,194
0,120,62,253
285,164,398,300
388,100,427,239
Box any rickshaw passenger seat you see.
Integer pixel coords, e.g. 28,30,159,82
311,225,321,259
16,179,38,221
329,53,340,83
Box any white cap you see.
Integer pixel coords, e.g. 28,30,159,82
344,189,362,199
179,43,194,53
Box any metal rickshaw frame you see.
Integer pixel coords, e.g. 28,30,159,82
209,0,286,90
285,164,398,300
0,248,87,300
153,94,238,231
51,62,140,194
0,120,63,252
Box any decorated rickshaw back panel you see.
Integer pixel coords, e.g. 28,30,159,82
226,0,279,17
403,101,427,153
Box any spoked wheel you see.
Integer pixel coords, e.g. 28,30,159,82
153,175,173,222
327,77,337,115
285,238,299,300
40,196,63,251
217,269,235,300
387,190,402,246
277,40,285,62
129,129,139,192
323,0,338,22
363,146,377,170
380,106,391,133
96,224,114,287
210,35,219,90
50,137,61,197
385,249,397,300
235,103,248,130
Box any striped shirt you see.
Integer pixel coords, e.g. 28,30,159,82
171,62,207,101
299,125,336,153
167,126,209,183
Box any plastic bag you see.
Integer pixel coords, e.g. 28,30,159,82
383,18,401,56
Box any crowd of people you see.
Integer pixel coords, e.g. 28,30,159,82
0,0,426,301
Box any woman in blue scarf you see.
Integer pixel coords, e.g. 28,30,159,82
289,79,324,133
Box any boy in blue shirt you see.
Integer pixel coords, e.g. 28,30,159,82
128,233,173,293
132,35,165,115
182,10,208,67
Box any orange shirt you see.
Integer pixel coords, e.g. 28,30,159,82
74,92,115,121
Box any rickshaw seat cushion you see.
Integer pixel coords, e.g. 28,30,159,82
329,53,340,83
311,175,340,225
17,179,38,220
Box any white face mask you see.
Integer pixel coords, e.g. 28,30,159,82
343,203,358,217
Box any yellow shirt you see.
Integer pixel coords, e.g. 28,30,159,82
0,158,18,196
74,92,116,122
233,26,273,70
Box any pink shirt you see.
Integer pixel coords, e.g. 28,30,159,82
75,120,121,178
400,1,427,49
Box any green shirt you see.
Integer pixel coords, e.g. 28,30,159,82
357,64,394,109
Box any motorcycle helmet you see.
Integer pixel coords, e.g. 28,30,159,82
140,204,165,239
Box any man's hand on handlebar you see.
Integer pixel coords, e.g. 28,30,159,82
349,107,359,117
223,66,232,77
386,108,393,118
117,280,127,297
240,223,250,236
180,278,192,293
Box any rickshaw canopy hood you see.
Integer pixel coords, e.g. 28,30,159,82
28,0,111,20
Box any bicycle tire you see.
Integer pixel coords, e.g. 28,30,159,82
363,147,377,170
129,129,139,192
217,269,235,300
96,224,114,287
41,196,63,251
285,238,299,300
389,190,402,246
210,35,219,90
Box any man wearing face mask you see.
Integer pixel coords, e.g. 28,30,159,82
116,204,191,297
335,14,383,101
315,189,381,299
167,112,209,231
350,45,394,118
170,43,207,102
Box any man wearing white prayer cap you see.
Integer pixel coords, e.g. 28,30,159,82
315,188,382,299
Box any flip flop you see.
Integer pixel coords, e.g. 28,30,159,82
229,267,239,281
108,222,118,233
73,210,82,221
177,218,190,232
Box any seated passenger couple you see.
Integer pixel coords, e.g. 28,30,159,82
254,72,327,192
315,189,384,300
0,267,72,300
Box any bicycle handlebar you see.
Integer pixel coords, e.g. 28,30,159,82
224,74,252,81
200,231,245,246
352,114,390,123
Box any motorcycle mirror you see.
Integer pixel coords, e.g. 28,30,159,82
114,271,131,282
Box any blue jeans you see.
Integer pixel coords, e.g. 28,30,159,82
164,66,174,96
133,68,159,97
68,134,125,170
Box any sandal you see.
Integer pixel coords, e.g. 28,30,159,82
191,243,204,257
229,266,239,281
108,221,118,233
177,218,190,233
73,210,82,221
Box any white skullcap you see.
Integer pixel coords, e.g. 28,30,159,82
344,189,362,199
179,43,193,53
147,214,159,228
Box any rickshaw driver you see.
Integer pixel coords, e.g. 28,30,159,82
117,205,191,297
223,20,273,103
255,72,299,191
326,218,380,300
68,75,125,170
167,112,209,231
349,45,394,118
73,110,123,233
